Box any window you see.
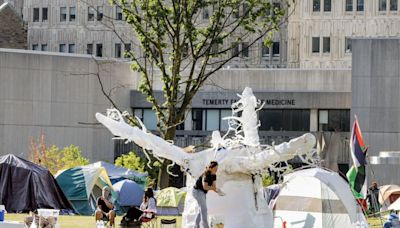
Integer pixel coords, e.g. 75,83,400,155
220,109,232,131
115,43,121,58
87,43,93,55
232,43,240,57
97,6,103,21
143,109,157,130
259,109,310,131
312,37,320,53
96,44,103,57
116,6,123,20
32,44,39,50
41,44,47,51
241,42,249,57
390,0,398,10
33,8,39,22
262,43,270,57
345,0,353,11
272,3,281,16
203,8,209,19
59,44,66,52
379,0,387,11
124,43,131,58
272,42,280,56
69,7,76,21
345,37,352,53
42,8,48,21
319,109,350,132
192,109,203,130
357,0,364,11
206,110,220,131
323,37,330,53
88,7,95,21
60,7,67,22
324,0,331,11
243,2,250,18
68,44,75,53
313,0,321,11
211,43,219,55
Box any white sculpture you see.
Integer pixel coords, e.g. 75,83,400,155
96,87,316,228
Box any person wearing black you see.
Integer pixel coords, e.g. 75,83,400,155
95,186,116,227
193,161,220,228
367,181,380,215
123,188,157,223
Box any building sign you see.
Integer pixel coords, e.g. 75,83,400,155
202,99,296,106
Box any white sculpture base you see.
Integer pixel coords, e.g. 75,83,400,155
182,176,273,228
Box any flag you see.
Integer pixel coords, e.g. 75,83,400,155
346,117,368,199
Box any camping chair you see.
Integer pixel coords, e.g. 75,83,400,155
160,218,176,228
140,211,157,228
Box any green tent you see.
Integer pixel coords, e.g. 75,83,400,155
156,187,186,207
55,165,119,215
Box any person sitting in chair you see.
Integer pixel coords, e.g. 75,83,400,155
96,186,116,227
123,188,157,223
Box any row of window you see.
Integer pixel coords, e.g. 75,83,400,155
314,0,400,13
133,108,350,132
32,6,123,23
313,0,363,12
311,37,352,54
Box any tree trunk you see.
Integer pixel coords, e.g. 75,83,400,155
157,127,178,189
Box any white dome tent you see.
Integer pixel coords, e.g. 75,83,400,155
272,168,368,228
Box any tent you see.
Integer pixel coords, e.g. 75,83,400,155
0,154,73,212
379,185,400,211
55,165,119,215
88,161,147,188
389,197,400,211
113,179,144,206
273,168,368,228
155,187,186,215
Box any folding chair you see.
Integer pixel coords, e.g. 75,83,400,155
160,218,176,228
140,213,157,228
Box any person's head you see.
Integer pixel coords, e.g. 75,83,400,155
372,181,378,188
207,161,218,174
144,187,154,199
102,186,111,198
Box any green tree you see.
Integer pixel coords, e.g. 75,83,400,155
115,151,161,187
105,0,291,187
29,134,89,174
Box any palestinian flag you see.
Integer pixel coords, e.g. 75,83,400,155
346,165,366,199
346,117,368,199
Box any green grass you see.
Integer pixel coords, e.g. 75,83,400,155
4,213,182,228
3,213,389,227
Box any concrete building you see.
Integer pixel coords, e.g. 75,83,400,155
352,38,400,185
23,0,287,68
288,0,400,68
0,2,27,49
23,0,400,68
0,48,352,173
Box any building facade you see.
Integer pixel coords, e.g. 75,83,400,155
288,0,400,68
0,2,27,49
23,0,400,68
23,0,287,68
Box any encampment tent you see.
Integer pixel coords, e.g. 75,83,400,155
88,161,147,188
273,168,368,228
379,185,400,211
113,179,144,206
156,187,186,215
0,154,73,212
55,165,118,215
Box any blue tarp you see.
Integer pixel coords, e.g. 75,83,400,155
113,180,144,206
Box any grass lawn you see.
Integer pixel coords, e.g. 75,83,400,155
2,213,390,227
4,213,182,228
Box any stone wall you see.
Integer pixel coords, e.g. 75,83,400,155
0,3,27,49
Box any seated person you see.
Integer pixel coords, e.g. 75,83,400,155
384,211,400,228
123,188,157,222
95,186,116,227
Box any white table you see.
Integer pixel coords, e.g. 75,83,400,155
0,221,24,228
